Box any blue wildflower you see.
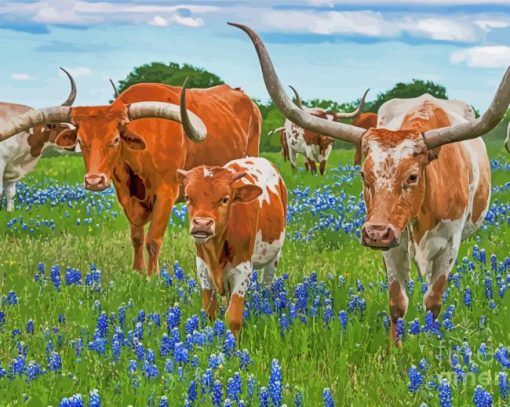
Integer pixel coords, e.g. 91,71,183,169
499,372,508,400
269,359,282,406
408,365,423,393
473,385,493,407
438,379,452,407
89,389,101,407
48,351,62,371
323,388,334,407
224,330,236,356
212,380,223,406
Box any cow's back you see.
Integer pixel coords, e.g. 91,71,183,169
116,83,261,172
226,157,287,267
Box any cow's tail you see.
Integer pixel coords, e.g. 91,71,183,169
246,102,262,157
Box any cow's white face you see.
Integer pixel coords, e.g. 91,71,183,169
360,129,433,249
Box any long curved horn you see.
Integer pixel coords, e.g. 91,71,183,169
288,85,304,109
126,79,206,142
268,126,285,137
109,79,120,98
334,88,370,119
59,67,77,106
0,107,72,142
228,22,364,145
423,67,510,149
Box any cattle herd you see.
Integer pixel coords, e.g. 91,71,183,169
1,23,510,344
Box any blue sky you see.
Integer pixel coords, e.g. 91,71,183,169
1,0,509,111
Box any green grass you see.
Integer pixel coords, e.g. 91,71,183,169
0,141,510,406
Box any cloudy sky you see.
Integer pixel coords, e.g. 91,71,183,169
1,0,509,111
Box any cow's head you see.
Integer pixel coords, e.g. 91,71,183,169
232,22,510,246
0,79,207,192
178,166,262,244
54,106,134,191
360,129,435,249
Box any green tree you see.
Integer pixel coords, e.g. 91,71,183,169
367,79,448,113
115,62,224,95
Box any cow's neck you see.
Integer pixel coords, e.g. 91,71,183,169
197,230,230,295
27,126,50,157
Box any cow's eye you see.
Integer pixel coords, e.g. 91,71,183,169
221,196,229,205
407,173,419,185
111,136,120,146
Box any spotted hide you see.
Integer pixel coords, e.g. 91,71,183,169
178,157,287,336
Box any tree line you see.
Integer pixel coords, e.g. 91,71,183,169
113,62,460,152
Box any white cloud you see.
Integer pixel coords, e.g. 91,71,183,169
149,16,169,27
59,66,92,77
450,46,510,68
475,18,510,31
0,1,217,26
307,0,510,4
148,14,204,28
11,73,32,81
398,17,479,42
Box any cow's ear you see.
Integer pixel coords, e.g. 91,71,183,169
177,169,189,186
120,129,146,151
233,184,262,203
54,128,77,148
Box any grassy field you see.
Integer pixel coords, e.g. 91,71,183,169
1,135,510,406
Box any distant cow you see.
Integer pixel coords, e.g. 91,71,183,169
352,112,378,130
0,80,261,275
272,86,369,175
178,157,287,336
233,22,510,344
0,68,77,211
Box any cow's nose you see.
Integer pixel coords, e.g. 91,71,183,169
84,173,109,191
192,218,214,229
361,223,400,249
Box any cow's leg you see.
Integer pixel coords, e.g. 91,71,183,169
197,257,218,320
130,223,145,271
4,181,15,212
307,159,317,174
319,145,332,175
0,162,5,209
145,188,177,276
261,251,281,288
383,231,410,345
424,236,460,318
288,148,298,171
226,261,252,337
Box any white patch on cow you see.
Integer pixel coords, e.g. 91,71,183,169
196,256,213,290
224,261,253,298
318,144,333,163
203,168,214,177
367,138,420,192
252,230,285,268
226,157,281,206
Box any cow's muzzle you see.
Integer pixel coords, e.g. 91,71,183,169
191,217,215,243
361,223,400,250
84,173,110,191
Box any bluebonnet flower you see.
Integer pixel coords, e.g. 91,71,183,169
160,266,172,287
323,305,333,325
338,311,348,329
478,343,488,360
164,359,174,374
88,335,107,355
224,330,236,356
50,265,61,291
473,385,493,407
227,373,242,401
185,315,199,335
137,310,145,323
174,261,185,280
60,394,84,407
464,287,472,307
280,314,290,336
65,267,81,285
134,342,145,360
201,368,214,394
133,322,143,340
295,390,303,407
0,311,5,328
25,361,41,382
97,312,108,337
48,351,62,371
485,276,493,299
142,360,159,379
160,334,172,356
259,387,269,407
166,306,181,331
424,311,441,337
499,372,508,400
461,342,472,365
408,365,423,393
419,358,429,371
158,396,169,407
409,319,420,335
128,360,137,374
323,388,334,407
174,342,189,364
396,318,405,342
438,379,452,407
238,349,252,370
89,390,100,407
247,375,256,401
0,364,6,378
480,249,486,264
495,345,510,368
269,359,282,406
212,380,223,406
112,341,121,362
118,306,126,326
7,290,17,305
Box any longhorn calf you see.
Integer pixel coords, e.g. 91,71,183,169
178,157,287,336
